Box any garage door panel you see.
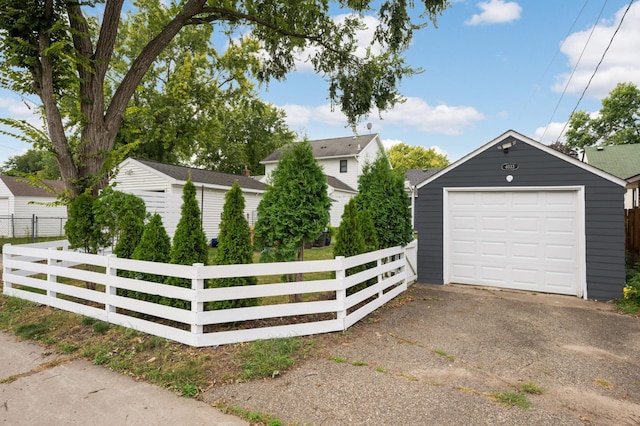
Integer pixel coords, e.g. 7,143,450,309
447,190,579,296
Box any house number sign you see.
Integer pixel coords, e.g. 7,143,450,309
501,163,518,171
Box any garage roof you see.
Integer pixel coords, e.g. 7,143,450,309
416,130,627,190
0,176,65,197
584,144,640,180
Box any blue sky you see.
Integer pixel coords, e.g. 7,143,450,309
0,0,638,164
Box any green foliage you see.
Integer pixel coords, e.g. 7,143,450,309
356,154,413,249
93,187,147,248
254,141,331,263
623,264,640,303
334,199,379,295
493,391,531,409
210,181,258,310
113,211,144,260
0,0,449,198
566,82,640,149
64,194,104,254
166,177,208,309
387,143,449,175
0,149,60,179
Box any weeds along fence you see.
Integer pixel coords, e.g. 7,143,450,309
0,215,67,240
3,240,418,347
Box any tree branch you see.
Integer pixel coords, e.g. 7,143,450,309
93,0,125,79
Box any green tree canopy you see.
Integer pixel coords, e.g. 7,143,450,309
565,82,640,149
0,0,449,197
387,143,449,176
0,149,60,180
254,140,330,263
356,153,413,249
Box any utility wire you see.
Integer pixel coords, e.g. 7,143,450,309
540,0,608,142
555,0,635,143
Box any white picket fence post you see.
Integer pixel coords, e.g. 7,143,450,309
192,263,205,335
2,244,11,291
105,254,118,315
47,247,58,299
335,256,346,328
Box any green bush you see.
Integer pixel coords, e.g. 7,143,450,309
623,269,640,303
209,181,257,310
166,177,208,309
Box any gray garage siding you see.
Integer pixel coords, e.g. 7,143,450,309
415,134,625,301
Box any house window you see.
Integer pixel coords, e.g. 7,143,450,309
340,159,347,173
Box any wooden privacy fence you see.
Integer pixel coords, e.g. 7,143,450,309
2,240,418,347
626,208,640,264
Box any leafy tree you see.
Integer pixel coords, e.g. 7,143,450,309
254,140,330,301
0,0,449,197
387,143,449,175
255,141,330,262
210,181,257,310
356,153,413,249
112,5,295,173
566,82,640,149
166,176,208,308
0,149,60,179
93,187,147,248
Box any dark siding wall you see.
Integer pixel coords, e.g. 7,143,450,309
415,135,625,300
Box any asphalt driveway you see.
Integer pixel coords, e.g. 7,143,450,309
203,283,640,425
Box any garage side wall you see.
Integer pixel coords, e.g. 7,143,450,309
415,137,625,300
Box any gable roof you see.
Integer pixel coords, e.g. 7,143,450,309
261,134,379,163
0,176,65,197
130,158,266,192
405,168,443,187
583,144,640,180
416,130,627,190
326,175,356,193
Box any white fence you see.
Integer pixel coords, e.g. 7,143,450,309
2,240,418,347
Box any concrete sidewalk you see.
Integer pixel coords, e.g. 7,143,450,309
0,332,247,425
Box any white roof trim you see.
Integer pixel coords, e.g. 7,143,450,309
416,130,627,190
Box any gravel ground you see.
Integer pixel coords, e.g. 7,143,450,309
203,283,640,426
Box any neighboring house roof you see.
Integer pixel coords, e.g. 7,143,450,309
583,144,640,180
261,134,379,163
131,158,266,191
405,168,443,187
326,175,357,193
417,130,627,190
0,176,65,197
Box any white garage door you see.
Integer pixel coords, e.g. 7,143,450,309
446,189,581,296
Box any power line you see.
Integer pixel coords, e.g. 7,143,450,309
540,0,608,142
555,0,635,143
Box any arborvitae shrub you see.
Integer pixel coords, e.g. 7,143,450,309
209,180,258,310
166,177,208,309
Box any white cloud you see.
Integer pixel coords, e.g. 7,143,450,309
553,3,640,98
465,0,522,26
280,97,485,136
533,122,567,144
0,96,43,128
381,138,402,150
376,97,485,135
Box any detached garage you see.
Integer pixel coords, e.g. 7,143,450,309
415,130,626,301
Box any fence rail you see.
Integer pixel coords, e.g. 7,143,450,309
3,240,417,346
626,208,640,265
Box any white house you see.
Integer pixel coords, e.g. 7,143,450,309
260,134,385,227
111,158,266,242
0,176,67,237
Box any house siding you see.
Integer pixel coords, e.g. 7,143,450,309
114,160,171,191
415,135,625,301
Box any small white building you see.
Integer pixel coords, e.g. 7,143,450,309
0,176,67,237
260,134,385,227
112,158,266,242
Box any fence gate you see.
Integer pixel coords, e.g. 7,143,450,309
626,208,640,265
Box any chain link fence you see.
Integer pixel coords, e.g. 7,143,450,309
0,215,67,241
